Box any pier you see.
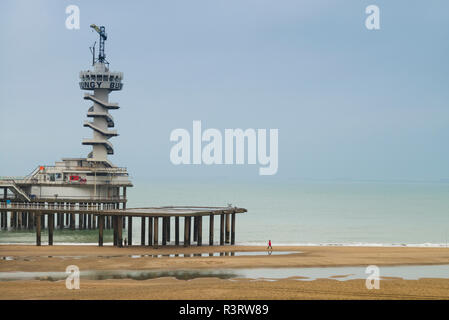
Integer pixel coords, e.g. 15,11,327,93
0,202,246,247
0,25,248,249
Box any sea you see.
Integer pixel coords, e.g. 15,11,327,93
1,181,449,247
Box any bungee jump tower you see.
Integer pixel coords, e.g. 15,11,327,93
0,25,246,247
0,24,132,232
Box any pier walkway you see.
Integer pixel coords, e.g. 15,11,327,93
0,202,246,247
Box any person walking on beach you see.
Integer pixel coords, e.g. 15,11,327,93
267,240,272,250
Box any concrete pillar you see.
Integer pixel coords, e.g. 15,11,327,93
153,217,159,248
56,204,60,227
70,203,75,230
184,217,191,247
93,203,97,229
78,203,82,229
98,215,104,246
11,212,15,229
197,216,202,246
41,213,45,230
17,210,22,230
87,204,92,229
231,213,236,245
148,217,153,246
117,214,123,247
141,217,146,246
162,217,167,246
225,213,230,244
36,213,41,246
23,212,28,229
48,214,54,245
83,204,87,229
128,216,133,246
209,214,214,246
167,217,171,242
220,214,225,245
58,203,63,230
29,212,34,230
193,217,198,242
175,217,180,245
113,216,118,246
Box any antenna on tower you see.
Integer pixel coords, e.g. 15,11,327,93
90,24,108,66
89,41,96,66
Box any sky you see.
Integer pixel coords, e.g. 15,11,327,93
0,0,448,182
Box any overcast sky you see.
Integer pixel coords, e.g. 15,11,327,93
1,0,448,182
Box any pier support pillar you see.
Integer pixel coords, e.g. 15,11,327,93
112,216,117,246
10,212,15,229
58,203,63,230
225,213,230,244
209,214,214,246
184,217,191,247
197,216,202,246
128,216,132,246
29,212,34,230
193,217,198,242
117,215,123,247
153,217,159,248
162,217,167,246
78,213,82,230
220,214,225,246
93,205,97,229
70,204,75,230
98,215,104,246
175,217,180,246
17,210,22,230
167,217,171,243
231,213,236,245
36,213,41,246
141,217,146,246
88,208,92,230
56,205,60,226
148,217,153,246
48,214,54,245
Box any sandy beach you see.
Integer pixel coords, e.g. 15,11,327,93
1,245,449,272
1,245,449,299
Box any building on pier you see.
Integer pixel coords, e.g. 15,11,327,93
0,24,247,246
0,24,131,229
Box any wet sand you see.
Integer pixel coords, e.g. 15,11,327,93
1,245,449,272
1,245,449,299
1,277,449,300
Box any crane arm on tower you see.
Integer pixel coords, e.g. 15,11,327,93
90,24,107,40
